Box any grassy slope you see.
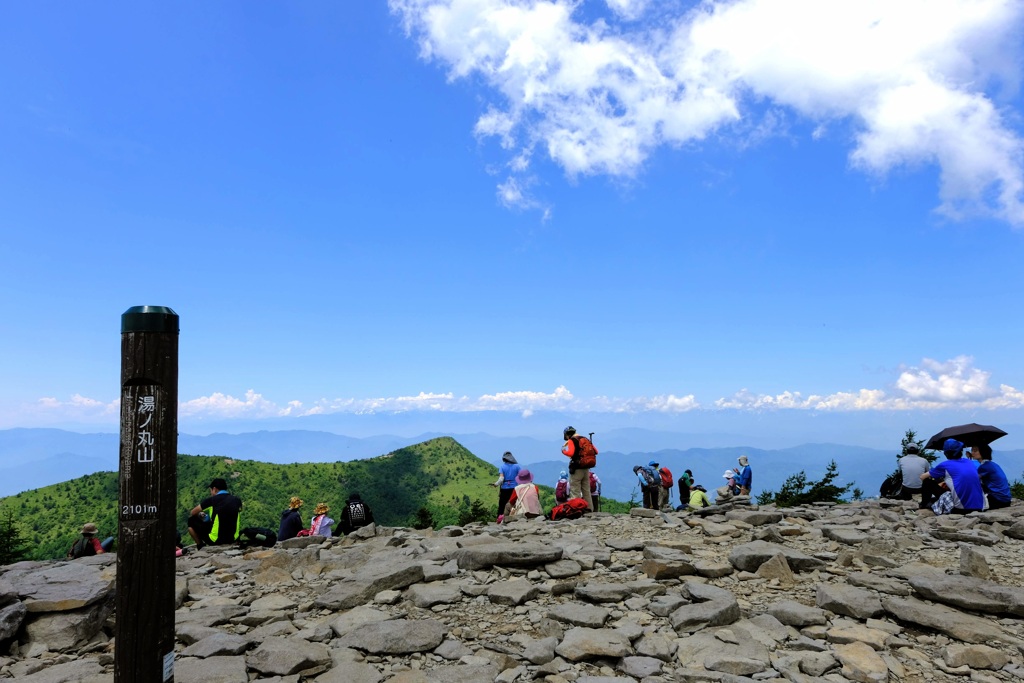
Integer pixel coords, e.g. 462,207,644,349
2,436,629,561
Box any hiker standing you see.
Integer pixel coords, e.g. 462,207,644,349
590,471,601,512
554,470,570,504
678,469,694,507
561,426,596,511
734,456,753,495
634,463,661,510
656,462,673,510
490,451,521,518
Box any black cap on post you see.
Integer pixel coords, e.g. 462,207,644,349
121,306,179,334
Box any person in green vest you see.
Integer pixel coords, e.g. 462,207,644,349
187,478,243,549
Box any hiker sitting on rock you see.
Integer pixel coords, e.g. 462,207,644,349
920,439,985,515
503,469,543,522
67,523,113,558
686,484,711,510
338,492,374,535
310,502,335,537
278,496,304,541
734,455,752,495
969,444,1013,510
187,477,243,549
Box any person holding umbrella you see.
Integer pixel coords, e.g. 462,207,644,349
970,444,1013,509
920,439,985,515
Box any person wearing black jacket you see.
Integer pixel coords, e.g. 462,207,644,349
278,496,304,541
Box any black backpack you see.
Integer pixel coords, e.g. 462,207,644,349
879,472,903,499
238,526,277,548
70,536,96,558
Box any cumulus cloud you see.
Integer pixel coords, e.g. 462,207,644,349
25,356,1023,426
714,356,1024,411
390,0,1024,223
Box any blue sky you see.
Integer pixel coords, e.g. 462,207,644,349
2,1,1023,446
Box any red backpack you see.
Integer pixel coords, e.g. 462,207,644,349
555,479,569,502
549,497,590,520
659,466,673,488
572,435,598,469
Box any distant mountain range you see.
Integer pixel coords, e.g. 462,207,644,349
2,427,1022,505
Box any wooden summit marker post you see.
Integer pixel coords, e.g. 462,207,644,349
117,306,179,683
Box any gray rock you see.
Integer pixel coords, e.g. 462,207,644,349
314,562,424,610
724,510,783,526
313,661,384,683
23,596,114,651
845,572,911,596
180,632,251,658
0,600,27,641
727,541,824,572
329,605,393,637
821,527,869,545
544,559,582,578
943,643,1010,670
18,659,105,682
909,573,1024,616
765,600,827,627
174,655,248,683
408,583,463,608
574,582,635,603
554,626,633,661
245,637,331,676
336,618,447,654
5,563,114,613
522,636,559,664
548,603,611,628
881,596,1013,644
815,583,883,619
618,655,664,677
487,578,539,606
449,542,562,570
670,581,740,633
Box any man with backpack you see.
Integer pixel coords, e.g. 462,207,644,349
633,463,661,510
656,462,673,510
339,492,375,535
561,426,596,512
67,523,113,558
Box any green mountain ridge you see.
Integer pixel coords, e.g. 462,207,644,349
1,436,543,561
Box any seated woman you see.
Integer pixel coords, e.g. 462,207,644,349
688,484,711,510
310,502,335,537
278,497,304,541
971,444,1013,509
503,469,543,522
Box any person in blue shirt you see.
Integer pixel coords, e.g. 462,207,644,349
734,456,753,495
490,451,521,518
920,439,984,514
971,444,1013,509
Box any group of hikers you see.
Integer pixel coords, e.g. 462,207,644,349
186,478,377,549
632,455,752,512
491,426,755,522
67,429,1015,558
884,439,1012,514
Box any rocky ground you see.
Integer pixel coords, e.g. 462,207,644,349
3,496,1024,682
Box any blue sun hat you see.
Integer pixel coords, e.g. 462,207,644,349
648,460,658,467
559,470,567,479
943,438,965,457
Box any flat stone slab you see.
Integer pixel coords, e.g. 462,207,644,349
5,563,114,613
175,655,248,683
487,579,540,606
554,627,633,661
449,543,562,570
337,618,448,654
909,573,1024,616
816,584,883,620
245,637,332,676
882,596,1013,644
548,603,611,628
728,541,825,573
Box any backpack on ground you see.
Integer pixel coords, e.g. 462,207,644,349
549,497,590,521
659,466,673,488
555,479,568,502
571,435,598,469
238,526,277,548
879,472,903,499
69,536,96,559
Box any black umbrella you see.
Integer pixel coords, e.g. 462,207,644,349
925,423,1008,450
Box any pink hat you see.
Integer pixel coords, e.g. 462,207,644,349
516,469,534,484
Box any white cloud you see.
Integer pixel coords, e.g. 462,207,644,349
714,356,1024,411
23,356,1023,426
390,0,1024,224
